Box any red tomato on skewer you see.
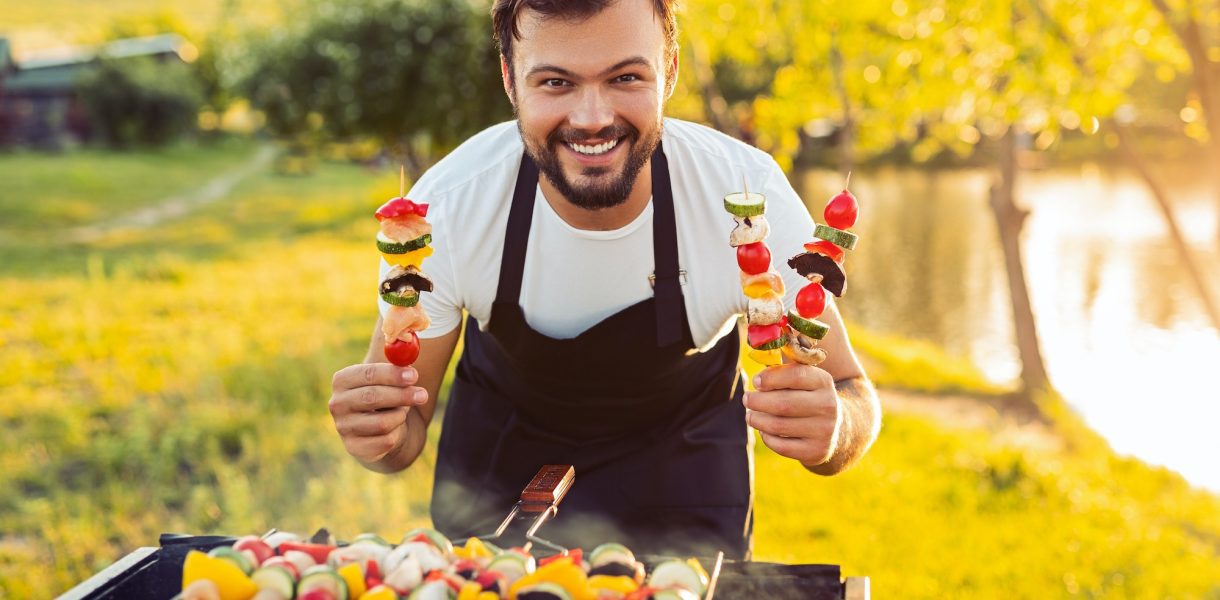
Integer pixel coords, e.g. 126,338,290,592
384,332,420,366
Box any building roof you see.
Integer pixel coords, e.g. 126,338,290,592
2,34,195,93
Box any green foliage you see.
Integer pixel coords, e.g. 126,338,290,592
238,0,510,157
76,56,205,148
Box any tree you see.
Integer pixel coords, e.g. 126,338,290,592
239,0,510,177
77,56,204,148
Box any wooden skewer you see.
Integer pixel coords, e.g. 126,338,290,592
400,165,406,198
844,170,852,190
742,174,750,198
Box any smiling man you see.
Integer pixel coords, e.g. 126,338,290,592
328,0,881,558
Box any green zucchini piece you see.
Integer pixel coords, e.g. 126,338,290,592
381,290,420,307
298,565,347,599
751,333,789,351
376,232,432,254
589,542,635,568
723,192,766,218
813,223,857,250
787,311,829,339
251,565,295,597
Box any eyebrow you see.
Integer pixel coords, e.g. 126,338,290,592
525,56,654,80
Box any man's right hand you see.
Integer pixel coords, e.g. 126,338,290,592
329,362,429,467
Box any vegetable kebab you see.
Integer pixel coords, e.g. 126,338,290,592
724,180,787,367
783,175,860,366
377,167,435,367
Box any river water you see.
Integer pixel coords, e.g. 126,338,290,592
797,163,1220,492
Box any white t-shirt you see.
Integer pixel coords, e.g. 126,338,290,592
378,118,819,351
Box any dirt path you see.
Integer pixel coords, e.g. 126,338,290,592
66,145,277,243
878,388,1062,451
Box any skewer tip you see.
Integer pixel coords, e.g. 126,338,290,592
844,170,852,190
399,165,406,198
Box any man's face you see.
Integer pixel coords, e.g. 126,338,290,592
506,0,673,211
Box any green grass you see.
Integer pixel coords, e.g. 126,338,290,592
1,142,1218,598
0,138,259,231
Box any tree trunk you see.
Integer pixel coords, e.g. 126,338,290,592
989,127,1051,395
685,41,740,139
1147,0,1220,245
1114,123,1220,331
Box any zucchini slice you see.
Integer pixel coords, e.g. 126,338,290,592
813,223,858,250
376,231,432,254
723,191,766,218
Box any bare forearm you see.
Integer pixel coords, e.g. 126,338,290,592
807,376,881,475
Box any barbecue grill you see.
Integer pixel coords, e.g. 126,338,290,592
58,466,869,600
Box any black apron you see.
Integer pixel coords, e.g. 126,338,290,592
431,144,753,559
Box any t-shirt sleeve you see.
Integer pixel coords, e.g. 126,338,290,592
376,190,464,339
760,161,820,312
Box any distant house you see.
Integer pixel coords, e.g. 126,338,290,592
0,34,196,148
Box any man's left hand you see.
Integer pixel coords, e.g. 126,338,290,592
744,362,841,467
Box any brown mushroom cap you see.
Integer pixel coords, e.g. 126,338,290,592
786,252,846,296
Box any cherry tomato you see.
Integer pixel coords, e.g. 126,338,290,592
795,283,827,319
747,323,784,349
824,190,858,230
803,239,845,263
384,332,420,366
736,242,771,275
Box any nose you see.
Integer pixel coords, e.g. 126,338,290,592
568,87,615,133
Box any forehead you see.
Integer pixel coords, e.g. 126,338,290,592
513,0,667,75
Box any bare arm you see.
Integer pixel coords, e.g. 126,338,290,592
329,317,461,474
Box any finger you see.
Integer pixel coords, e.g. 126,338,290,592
754,362,833,392
757,430,832,465
329,385,424,418
332,363,418,391
338,408,409,438
743,388,837,418
748,410,815,439
343,431,403,464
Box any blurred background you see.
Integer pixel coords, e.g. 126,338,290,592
2,0,1219,597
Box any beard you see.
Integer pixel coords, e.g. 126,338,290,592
518,118,662,211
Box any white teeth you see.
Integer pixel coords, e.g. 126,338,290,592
569,138,619,155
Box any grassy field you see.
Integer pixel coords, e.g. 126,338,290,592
1,142,1219,599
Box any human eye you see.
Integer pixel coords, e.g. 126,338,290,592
542,78,571,88
614,73,641,83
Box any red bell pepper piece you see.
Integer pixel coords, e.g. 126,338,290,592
277,541,336,565
539,548,582,568
375,197,429,221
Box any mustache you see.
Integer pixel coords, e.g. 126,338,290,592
548,122,638,145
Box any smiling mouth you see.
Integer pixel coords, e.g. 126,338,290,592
566,137,622,156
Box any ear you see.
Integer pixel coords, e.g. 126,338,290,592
664,49,680,100
501,55,516,107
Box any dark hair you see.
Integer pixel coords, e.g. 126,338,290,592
492,0,679,81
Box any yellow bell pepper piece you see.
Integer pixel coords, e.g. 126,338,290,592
748,348,784,367
742,282,778,298
589,574,638,593
182,550,258,600
338,562,367,599
382,244,434,268
458,582,484,600
454,536,495,560
358,585,399,600
477,593,500,600
508,558,594,600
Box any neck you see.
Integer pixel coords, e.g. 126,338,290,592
539,161,654,231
